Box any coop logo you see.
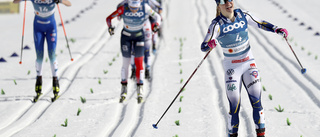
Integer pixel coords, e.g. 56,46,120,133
34,0,53,4
125,12,144,17
223,21,246,33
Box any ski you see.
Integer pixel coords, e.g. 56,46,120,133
119,96,126,103
51,95,60,102
33,93,43,103
137,96,143,104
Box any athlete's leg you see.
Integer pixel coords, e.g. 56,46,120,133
134,41,145,84
33,20,45,76
120,31,133,83
225,67,243,134
46,18,58,77
143,20,152,78
242,61,265,130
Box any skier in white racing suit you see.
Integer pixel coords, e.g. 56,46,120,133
200,0,288,136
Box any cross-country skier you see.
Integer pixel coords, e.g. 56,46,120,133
106,0,161,103
13,0,71,102
200,0,288,136
117,0,162,80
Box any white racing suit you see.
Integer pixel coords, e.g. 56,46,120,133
201,9,279,134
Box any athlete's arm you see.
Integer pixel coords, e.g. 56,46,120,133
117,0,126,9
145,4,161,26
244,11,277,32
201,20,220,52
106,6,124,28
60,0,71,6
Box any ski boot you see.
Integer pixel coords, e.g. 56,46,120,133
130,67,136,79
119,82,128,103
51,76,60,102
256,128,265,137
228,133,238,137
137,84,143,104
145,68,151,80
33,76,43,102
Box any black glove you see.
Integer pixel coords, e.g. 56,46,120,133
152,23,159,32
108,27,115,35
54,0,61,4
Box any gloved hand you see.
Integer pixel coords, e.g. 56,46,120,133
54,0,61,4
108,26,115,35
208,39,217,49
152,23,159,32
275,28,288,38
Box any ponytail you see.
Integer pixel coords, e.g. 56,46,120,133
216,6,220,17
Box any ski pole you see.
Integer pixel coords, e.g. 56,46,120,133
19,0,27,64
56,3,74,61
152,49,212,129
284,37,306,74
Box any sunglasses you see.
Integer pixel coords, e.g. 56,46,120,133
216,0,233,5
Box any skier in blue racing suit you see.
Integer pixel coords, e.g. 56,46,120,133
13,0,71,101
107,0,161,103
200,0,288,136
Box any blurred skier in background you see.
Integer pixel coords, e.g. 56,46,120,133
13,0,72,102
117,0,162,81
107,0,161,103
200,0,288,136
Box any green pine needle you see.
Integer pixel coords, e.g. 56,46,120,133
262,86,266,91
180,78,183,84
178,107,181,113
80,96,86,104
13,80,17,85
103,70,108,74
175,120,180,126
98,78,101,84
77,108,82,116
275,105,284,112
109,62,113,66
180,69,183,74
179,96,184,102
268,94,273,100
112,57,116,62
315,55,318,60
287,118,291,126
1,89,5,95
90,88,94,94
70,38,76,43
27,70,31,75
61,119,68,127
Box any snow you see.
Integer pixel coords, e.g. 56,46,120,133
0,0,319,136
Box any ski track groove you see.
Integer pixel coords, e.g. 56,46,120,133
107,25,163,137
249,28,320,108
0,20,120,137
237,0,320,108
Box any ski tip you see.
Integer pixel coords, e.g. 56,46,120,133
152,124,158,129
301,68,307,74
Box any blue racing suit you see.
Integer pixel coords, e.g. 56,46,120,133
31,0,58,77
